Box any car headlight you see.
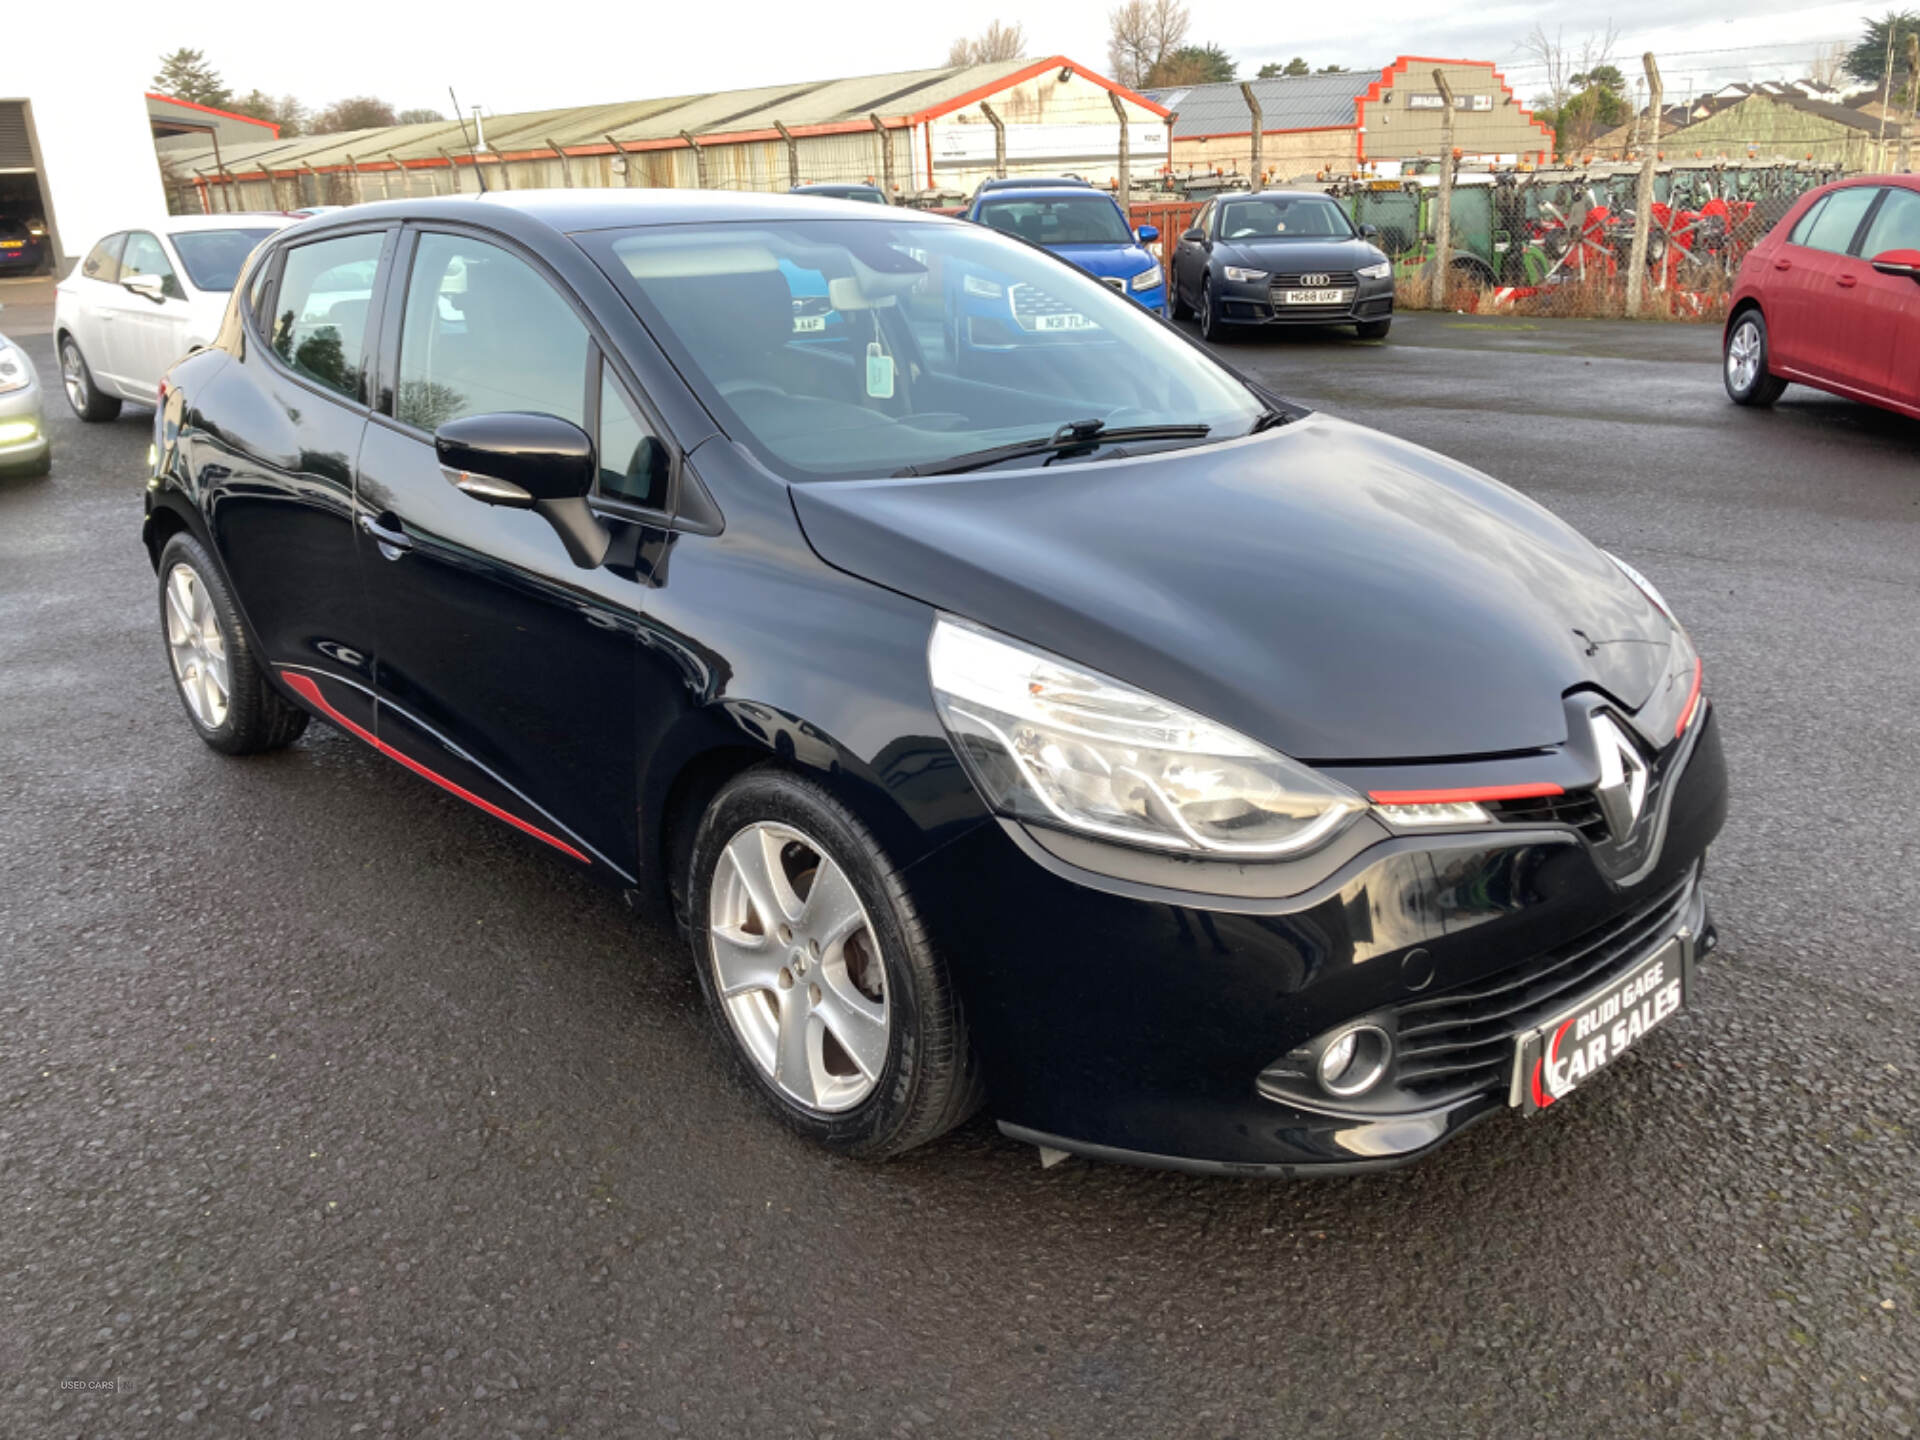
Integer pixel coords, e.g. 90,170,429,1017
1606,553,1704,740
1129,262,1163,292
1222,266,1268,283
928,615,1366,857
962,273,1004,299
0,343,28,395
1358,260,1393,280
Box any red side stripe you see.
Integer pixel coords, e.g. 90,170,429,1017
1369,782,1565,806
280,671,591,865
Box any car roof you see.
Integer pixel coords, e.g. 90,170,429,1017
791,182,882,193
157,213,299,233
977,176,1089,191
1227,190,1340,202
273,188,952,236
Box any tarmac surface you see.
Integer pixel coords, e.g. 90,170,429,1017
2,305,1917,1437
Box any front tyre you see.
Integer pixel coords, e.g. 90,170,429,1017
157,533,309,755
59,336,121,422
1198,274,1226,343
1170,272,1194,321
688,769,981,1158
1724,311,1786,407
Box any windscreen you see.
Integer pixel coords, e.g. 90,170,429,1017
1218,197,1355,240
976,195,1133,246
169,228,280,291
587,218,1264,480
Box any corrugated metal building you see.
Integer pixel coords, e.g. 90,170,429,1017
1657,92,1904,169
161,57,1170,213
1148,56,1554,181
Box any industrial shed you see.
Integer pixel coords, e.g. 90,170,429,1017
1656,92,1905,169
161,57,1170,213
1148,56,1553,181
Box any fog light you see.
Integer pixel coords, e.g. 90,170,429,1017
0,418,38,445
1317,1023,1391,1097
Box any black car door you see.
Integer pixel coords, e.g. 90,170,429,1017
351,225,671,878
199,226,394,736
1175,200,1212,303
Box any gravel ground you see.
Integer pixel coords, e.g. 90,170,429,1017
1,311,1916,1438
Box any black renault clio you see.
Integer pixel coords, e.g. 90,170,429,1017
144,191,1724,1175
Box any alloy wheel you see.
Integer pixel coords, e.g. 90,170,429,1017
164,563,231,730
1726,320,1761,394
61,341,88,414
707,820,890,1114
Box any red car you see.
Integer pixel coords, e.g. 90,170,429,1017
1724,175,1920,418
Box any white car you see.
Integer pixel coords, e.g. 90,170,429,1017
53,213,293,421
0,327,50,477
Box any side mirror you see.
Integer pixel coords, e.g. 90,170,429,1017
1135,224,1159,243
1182,227,1204,243
435,411,610,569
1870,247,1920,281
1360,223,1381,241
123,272,167,303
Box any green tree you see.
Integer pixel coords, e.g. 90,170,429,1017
396,108,446,124
312,97,399,134
1579,63,1627,94
1145,42,1236,86
1257,57,1311,78
1317,64,1348,73
153,48,231,108
1846,11,1920,88
228,90,309,136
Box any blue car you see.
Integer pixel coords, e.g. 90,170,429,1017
0,218,46,275
962,185,1165,314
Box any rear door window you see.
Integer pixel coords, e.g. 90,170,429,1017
1795,187,1878,254
269,231,385,402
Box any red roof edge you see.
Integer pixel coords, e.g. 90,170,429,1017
148,92,282,137
909,56,1171,125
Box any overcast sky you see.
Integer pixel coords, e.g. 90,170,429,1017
27,1,1880,119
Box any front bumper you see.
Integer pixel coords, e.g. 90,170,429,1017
0,385,48,470
913,704,1728,1174
1216,274,1394,326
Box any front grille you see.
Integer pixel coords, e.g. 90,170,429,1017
1388,870,1695,1104
1488,790,1609,843
1272,270,1358,287
1009,283,1079,321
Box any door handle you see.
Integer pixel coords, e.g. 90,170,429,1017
357,511,413,555
1836,273,1857,288
1773,258,1791,271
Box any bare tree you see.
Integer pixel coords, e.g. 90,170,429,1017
947,20,1025,68
1522,22,1620,111
1810,41,1847,90
1107,0,1190,89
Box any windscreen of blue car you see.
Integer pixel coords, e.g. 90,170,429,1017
975,196,1133,246
170,228,280,291
1217,197,1355,240
589,218,1264,480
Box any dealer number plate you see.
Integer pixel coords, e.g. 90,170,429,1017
1513,936,1689,1113
1033,313,1094,331
792,315,827,333
1281,288,1352,305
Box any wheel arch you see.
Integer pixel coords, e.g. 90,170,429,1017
1724,295,1763,343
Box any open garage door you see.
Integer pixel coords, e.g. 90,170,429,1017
0,100,54,274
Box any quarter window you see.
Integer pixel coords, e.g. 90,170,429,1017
119,231,184,300
395,232,589,433
270,232,384,402
598,365,669,509
1795,187,1878,254
81,233,125,283
1859,187,1920,258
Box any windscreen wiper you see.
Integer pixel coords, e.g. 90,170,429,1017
893,418,1212,477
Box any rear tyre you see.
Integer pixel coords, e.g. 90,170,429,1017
688,768,983,1159
1724,311,1786,407
157,532,309,755
1355,317,1392,341
59,336,121,423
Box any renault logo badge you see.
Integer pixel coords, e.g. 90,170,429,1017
1591,712,1649,839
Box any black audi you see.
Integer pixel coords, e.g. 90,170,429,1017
1170,189,1397,342
144,191,1724,1175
